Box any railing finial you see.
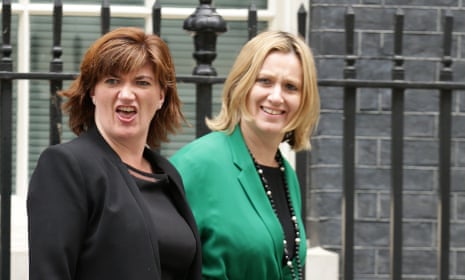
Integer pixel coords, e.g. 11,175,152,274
152,0,161,36
183,0,227,76
101,0,110,35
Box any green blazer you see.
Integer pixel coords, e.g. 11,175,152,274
171,126,307,280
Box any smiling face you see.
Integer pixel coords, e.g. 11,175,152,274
240,51,302,145
92,63,165,149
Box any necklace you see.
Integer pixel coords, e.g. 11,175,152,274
250,151,303,280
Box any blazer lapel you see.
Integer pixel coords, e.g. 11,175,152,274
84,126,162,271
228,127,284,255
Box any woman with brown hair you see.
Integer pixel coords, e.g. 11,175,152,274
27,27,201,280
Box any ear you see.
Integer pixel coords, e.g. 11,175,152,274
89,90,95,104
158,89,165,109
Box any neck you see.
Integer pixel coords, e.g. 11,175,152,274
242,134,279,167
120,150,149,172
106,138,149,172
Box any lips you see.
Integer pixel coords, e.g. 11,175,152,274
261,106,284,115
116,105,137,121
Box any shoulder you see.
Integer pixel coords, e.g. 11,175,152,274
29,141,89,206
182,131,229,150
170,131,235,183
32,139,91,180
35,140,83,167
171,131,230,162
33,131,118,177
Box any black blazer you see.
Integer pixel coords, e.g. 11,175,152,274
27,126,202,280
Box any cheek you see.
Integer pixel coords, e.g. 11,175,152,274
145,104,157,117
245,94,258,115
146,100,160,117
288,96,301,113
246,87,261,106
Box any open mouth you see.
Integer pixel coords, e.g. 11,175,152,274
116,106,137,119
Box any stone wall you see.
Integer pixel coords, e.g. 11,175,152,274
307,1,465,279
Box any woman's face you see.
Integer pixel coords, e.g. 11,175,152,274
241,51,302,144
92,63,164,148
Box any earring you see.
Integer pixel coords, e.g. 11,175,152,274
283,131,295,145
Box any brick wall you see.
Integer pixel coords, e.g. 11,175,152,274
307,1,465,279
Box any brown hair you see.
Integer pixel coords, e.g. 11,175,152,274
206,30,320,151
61,27,184,148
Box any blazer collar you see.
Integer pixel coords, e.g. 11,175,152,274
87,125,175,176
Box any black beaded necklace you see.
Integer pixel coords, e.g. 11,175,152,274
249,150,303,280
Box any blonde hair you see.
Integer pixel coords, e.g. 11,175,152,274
61,27,184,149
206,30,320,151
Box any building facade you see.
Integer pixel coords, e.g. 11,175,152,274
309,0,465,279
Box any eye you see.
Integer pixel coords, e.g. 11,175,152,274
257,77,272,86
104,78,119,85
136,80,151,86
285,83,298,91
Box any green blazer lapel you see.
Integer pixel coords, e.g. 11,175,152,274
228,127,284,256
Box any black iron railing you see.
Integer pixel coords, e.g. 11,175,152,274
320,7,463,280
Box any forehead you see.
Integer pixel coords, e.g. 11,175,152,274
260,52,302,77
98,61,156,78
263,50,300,64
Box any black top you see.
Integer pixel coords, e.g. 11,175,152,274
128,164,197,280
260,164,296,262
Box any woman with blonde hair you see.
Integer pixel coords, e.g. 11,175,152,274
171,30,320,280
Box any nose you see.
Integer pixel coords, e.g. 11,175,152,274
267,85,284,104
118,84,135,100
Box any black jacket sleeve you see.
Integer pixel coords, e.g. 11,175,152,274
27,145,88,280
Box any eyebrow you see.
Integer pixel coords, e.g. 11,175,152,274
135,74,155,80
258,71,301,85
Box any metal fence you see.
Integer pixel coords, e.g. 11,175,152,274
316,7,465,280
0,1,464,280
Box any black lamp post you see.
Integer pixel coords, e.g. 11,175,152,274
183,0,227,137
183,0,227,76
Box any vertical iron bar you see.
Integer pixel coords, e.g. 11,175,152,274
0,1,12,279
297,4,307,39
196,83,212,137
296,4,308,279
101,0,110,35
295,0,308,228
49,0,63,145
390,8,404,280
152,0,161,36
438,10,453,280
248,2,257,40
342,6,356,280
